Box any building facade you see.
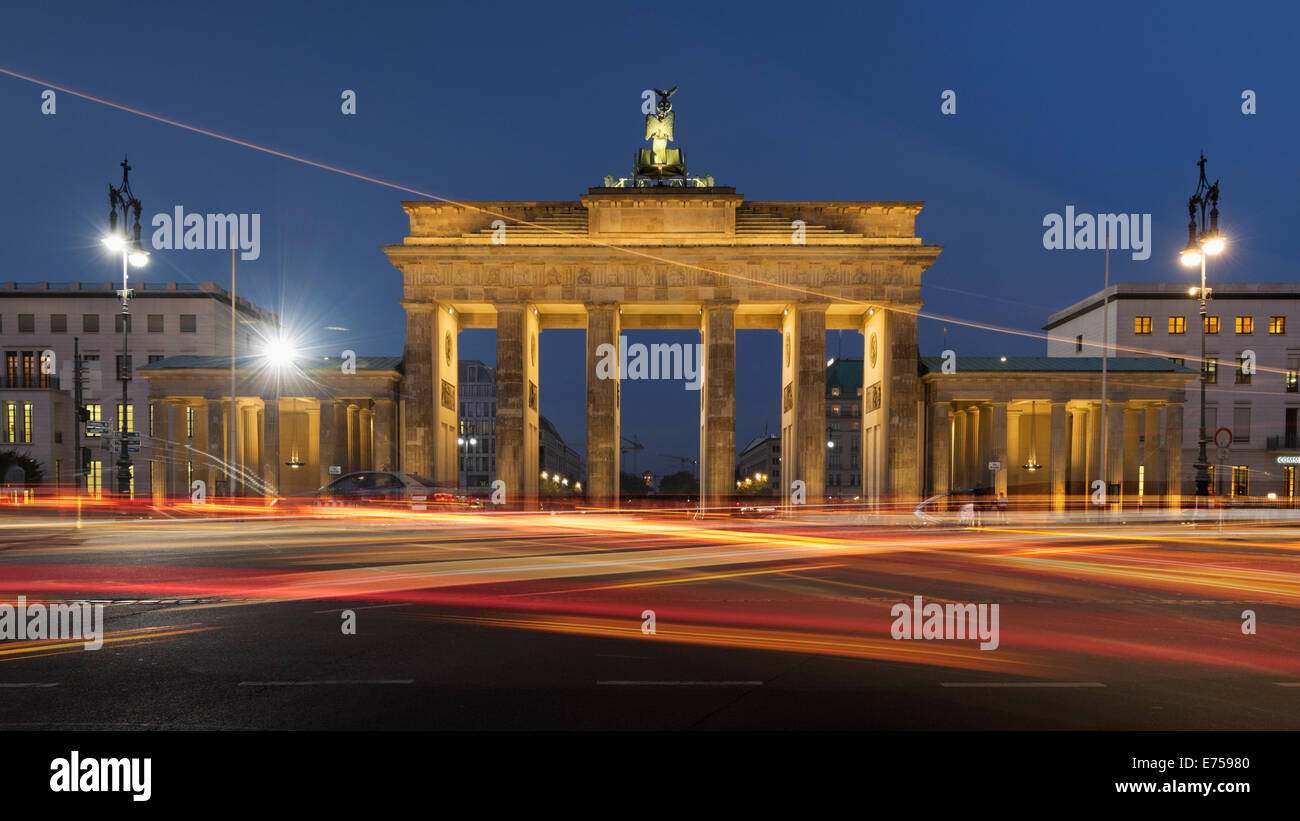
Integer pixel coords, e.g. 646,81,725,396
139,355,401,498
1045,283,1300,500
0,281,274,495
921,357,1197,509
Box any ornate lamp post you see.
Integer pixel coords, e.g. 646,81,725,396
102,157,149,496
1179,153,1225,501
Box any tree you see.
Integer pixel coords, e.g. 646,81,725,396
657,470,698,495
0,450,44,484
620,471,650,496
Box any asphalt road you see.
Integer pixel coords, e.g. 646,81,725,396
1,508,1297,730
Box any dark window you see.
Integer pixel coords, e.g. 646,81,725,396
1236,356,1252,385
50,314,67,333
147,314,164,333
1204,358,1218,384
82,314,99,333
114,314,132,333
1233,406,1251,443
4,352,16,387
180,314,196,333
1075,335,1083,352
1287,355,1299,393
18,314,34,333
148,354,165,364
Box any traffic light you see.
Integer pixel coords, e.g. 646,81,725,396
80,447,91,473
77,406,90,423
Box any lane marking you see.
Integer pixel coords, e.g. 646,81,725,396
237,680,414,686
1273,682,1300,687
596,680,763,686
311,603,412,614
940,682,1105,688
0,682,59,688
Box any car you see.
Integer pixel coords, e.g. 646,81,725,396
315,471,441,507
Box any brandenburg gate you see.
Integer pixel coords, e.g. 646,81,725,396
384,89,943,506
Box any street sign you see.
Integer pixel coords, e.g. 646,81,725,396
86,421,111,434
329,465,342,475
988,461,1002,471
1214,426,1233,449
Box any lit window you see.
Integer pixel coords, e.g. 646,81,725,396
1167,316,1186,334
1235,316,1254,334
22,402,32,443
116,404,134,433
88,461,102,496
1204,316,1220,334
1231,465,1249,497
1270,316,1286,334
1134,316,1152,334
85,404,102,436
186,407,195,439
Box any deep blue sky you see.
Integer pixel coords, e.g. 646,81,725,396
1,0,1294,474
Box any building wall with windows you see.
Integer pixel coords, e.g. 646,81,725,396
1045,283,1300,501
0,281,276,495
457,359,583,491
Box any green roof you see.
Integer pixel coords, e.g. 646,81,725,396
919,356,1196,374
827,358,863,398
139,355,403,372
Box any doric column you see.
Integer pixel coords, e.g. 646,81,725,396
205,399,224,493
585,304,621,504
990,401,1008,496
167,402,188,497
152,399,171,499
883,308,921,498
1142,406,1161,503
360,406,374,469
1106,402,1125,508
1069,407,1088,497
373,398,396,472
1086,404,1103,492
430,304,459,485
317,399,337,487
1006,408,1022,493
346,404,360,473
1049,401,1068,512
1123,405,1142,493
699,304,736,507
496,303,540,507
952,405,968,490
781,304,826,504
401,303,434,478
965,406,981,488
262,399,280,498
1164,403,1184,508
930,402,952,497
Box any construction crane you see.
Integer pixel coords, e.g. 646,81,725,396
660,453,698,476
620,434,645,475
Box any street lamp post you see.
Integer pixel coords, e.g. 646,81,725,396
103,157,149,496
1179,153,1225,501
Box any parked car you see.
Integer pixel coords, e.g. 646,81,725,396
315,471,438,506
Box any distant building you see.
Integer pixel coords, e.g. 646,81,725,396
457,360,497,488
736,433,780,491
0,281,275,496
825,358,864,498
1046,283,1300,500
920,356,1196,509
457,359,584,491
